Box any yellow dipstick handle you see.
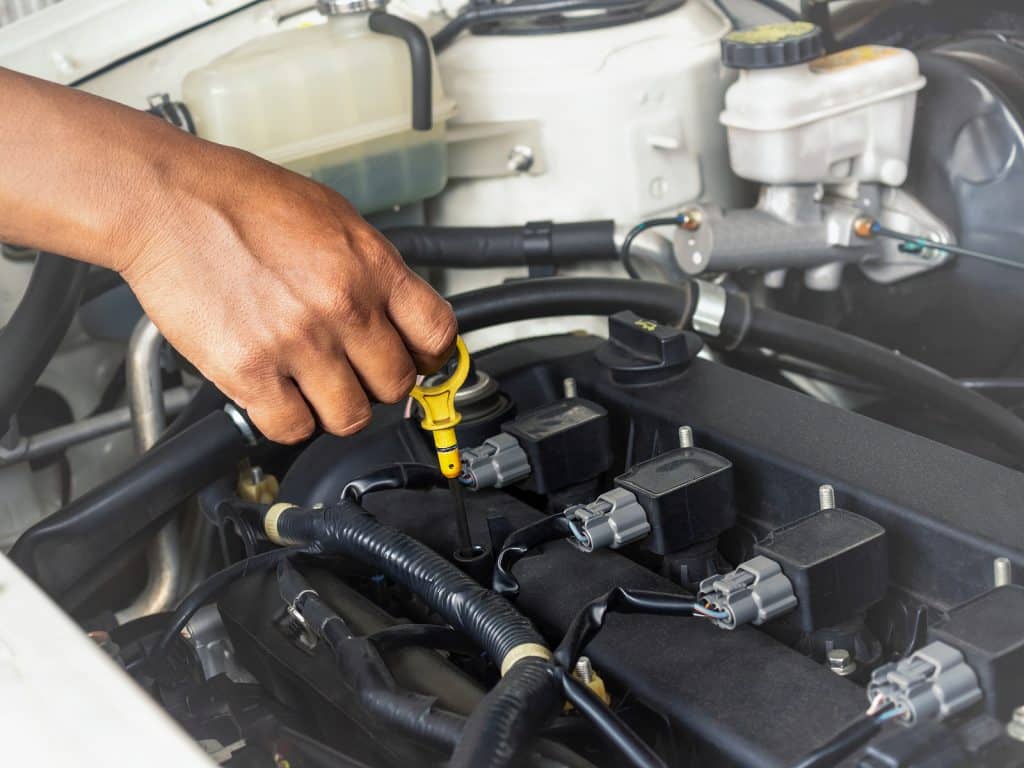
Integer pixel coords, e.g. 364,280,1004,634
409,337,470,479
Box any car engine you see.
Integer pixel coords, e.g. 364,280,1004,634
3,1,1024,766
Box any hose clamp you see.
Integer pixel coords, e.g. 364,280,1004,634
691,279,727,338
224,403,259,446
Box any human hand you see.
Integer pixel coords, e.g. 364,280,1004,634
115,141,456,444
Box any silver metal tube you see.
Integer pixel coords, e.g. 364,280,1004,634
0,388,191,467
116,317,183,624
994,557,1013,587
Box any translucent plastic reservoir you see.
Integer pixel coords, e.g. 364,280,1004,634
182,13,455,214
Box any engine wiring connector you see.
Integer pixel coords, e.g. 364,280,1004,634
459,433,531,490
409,336,471,479
697,555,797,630
867,641,982,726
563,487,651,552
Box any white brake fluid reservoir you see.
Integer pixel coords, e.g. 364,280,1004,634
425,0,742,349
182,10,456,214
721,39,926,186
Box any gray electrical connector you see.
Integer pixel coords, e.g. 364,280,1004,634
868,641,982,725
697,555,797,629
564,487,651,552
459,433,531,490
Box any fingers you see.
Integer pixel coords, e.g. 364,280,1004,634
240,376,316,445
387,270,458,375
344,318,419,404
292,353,373,436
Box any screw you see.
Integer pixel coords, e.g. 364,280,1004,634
563,377,578,399
575,656,595,684
827,648,857,677
507,145,534,173
250,465,264,485
818,484,836,512
678,426,694,449
1008,706,1024,742
995,557,1013,587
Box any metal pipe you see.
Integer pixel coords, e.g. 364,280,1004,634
116,317,183,623
0,388,191,467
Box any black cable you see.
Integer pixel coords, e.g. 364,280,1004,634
340,462,445,503
492,515,572,598
755,0,800,21
868,219,1024,271
620,216,685,279
556,668,666,768
787,714,880,768
554,586,697,670
147,545,306,662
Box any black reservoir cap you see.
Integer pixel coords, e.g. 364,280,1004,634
721,21,825,69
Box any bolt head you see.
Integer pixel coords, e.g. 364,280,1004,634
827,648,856,676
1008,706,1024,741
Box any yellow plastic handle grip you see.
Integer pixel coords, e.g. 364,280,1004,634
409,337,470,479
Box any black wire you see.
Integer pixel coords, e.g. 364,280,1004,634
754,0,800,20
556,668,667,768
146,545,306,663
869,220,1024,271
787,714,881,768
621,216,684,279
554,587,697,669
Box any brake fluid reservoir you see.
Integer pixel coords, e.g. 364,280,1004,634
182,2,455,214
719,23,925,186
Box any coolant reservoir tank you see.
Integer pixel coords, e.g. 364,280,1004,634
719,23,925,186
182,3,455,214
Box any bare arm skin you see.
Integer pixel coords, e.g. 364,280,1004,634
0,67,457,443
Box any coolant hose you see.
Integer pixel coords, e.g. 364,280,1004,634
450,277,694,333
0,252,89,432
10,409,254,607
264,500,562,768
388,220,618,268
739,302,1024,459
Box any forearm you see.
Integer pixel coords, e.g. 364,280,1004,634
0,67,194,270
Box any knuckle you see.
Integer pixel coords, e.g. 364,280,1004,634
322,405,372,437
419,309,457,360
376,366,417,404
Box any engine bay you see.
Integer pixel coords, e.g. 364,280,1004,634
4,1,1024,766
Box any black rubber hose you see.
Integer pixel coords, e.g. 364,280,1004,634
341,462,445,503
267,501,562,768
742,304,1024,460
432,0,651,52
451,657,563,768
10,409,253,606
368,11,432,131
450,277,694,333
387,220,618,268
0,252,88,432
787,714,880,768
